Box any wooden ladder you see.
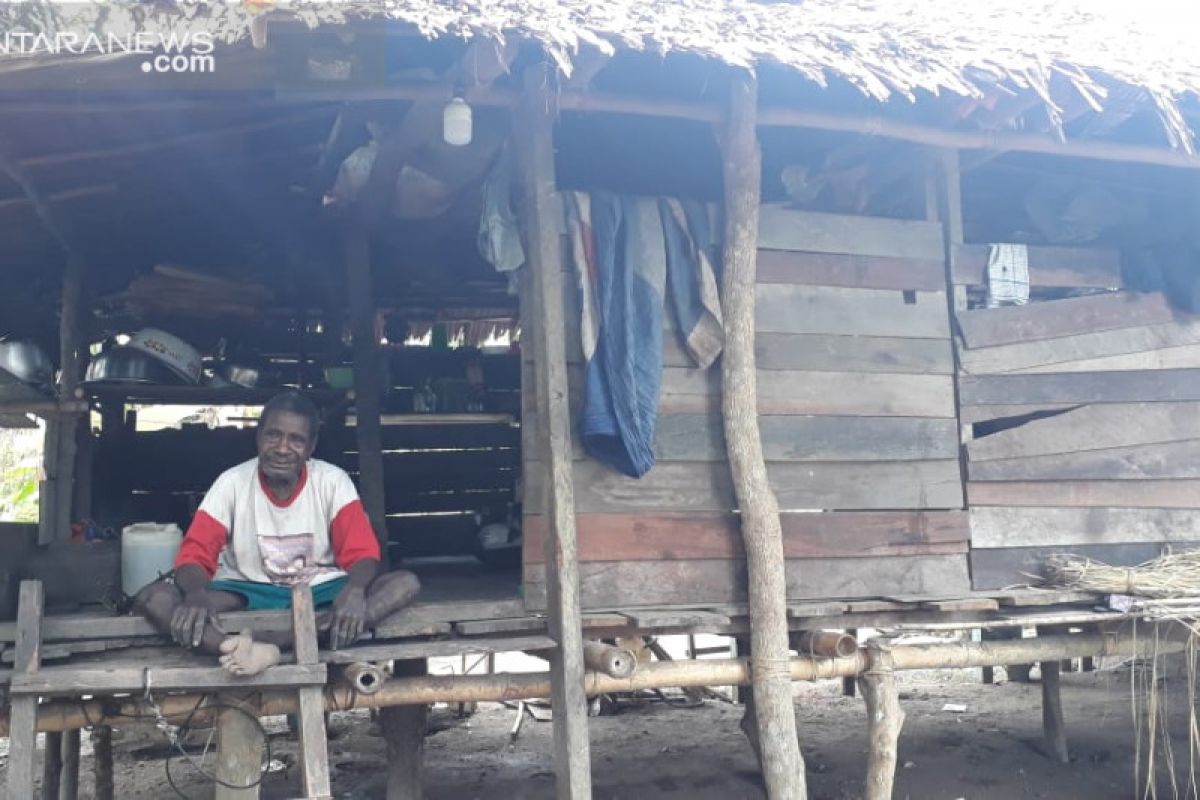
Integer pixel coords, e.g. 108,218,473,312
5,580,332,800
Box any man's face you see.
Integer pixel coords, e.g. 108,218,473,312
257,409,316,482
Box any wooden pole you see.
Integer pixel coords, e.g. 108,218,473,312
345,225,390,564
214,694,265,800
42,731,64,799
92,726,114,800
382,658,428,800
59,727,81,800
6,580,45,800
291,583,332,798
5,629,1183,736
858,645,905,800
1041,659,1070,763
513,61,593,800
719,70,807,800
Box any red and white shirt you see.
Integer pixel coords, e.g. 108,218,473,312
175,458,379,586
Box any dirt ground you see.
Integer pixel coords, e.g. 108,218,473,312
3,659,1194,800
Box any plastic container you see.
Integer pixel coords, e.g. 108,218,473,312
121,523,183,596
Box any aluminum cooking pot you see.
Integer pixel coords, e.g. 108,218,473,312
0,340,52,386
84,346,185,385
127,328,202,384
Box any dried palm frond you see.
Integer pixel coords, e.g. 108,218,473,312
1043,550,1200,599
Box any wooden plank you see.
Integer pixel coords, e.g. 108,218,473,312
960,369,1200,407
320,635,557,664
969,544,1198,590
756,249,945,291
7,580,44,800
952,244,1122,289
968,480,1200,508
290,584,331,800
523,510,969,562
756,205,944,260
523,554,970,610
619,609,733,629
920,597,1000,612
787,601,850,618
958,318,1200,375
653,415,958,462
967,402,1200,462
454,617,547,636
957,292,1178,349
968,440,1200,481
1010,344,1200,374
526,459,965,513
970,506,1200,548
756,284,950,338
385,490,515,515
10,663,327,695
663,369,956,417
993,589,1100,607
756,333,954,374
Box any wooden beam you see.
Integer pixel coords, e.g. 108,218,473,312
719,71,808,799
214,694,265,800
276,84,1200,171
0,183,117,212
513,62,593,799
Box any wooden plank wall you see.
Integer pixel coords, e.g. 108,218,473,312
953,245,1200,587
524,206,969,609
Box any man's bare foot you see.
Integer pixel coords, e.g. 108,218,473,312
218,629,281,677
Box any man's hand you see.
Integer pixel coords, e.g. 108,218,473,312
171,590,213,649
329,585,367,650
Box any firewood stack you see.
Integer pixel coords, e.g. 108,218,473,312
98,264,273,318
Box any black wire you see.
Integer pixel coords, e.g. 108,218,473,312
164,695,273,800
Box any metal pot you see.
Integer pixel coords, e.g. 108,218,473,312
127,328,202,384
214,358,280,389
0,340,52,386
84,347,185,385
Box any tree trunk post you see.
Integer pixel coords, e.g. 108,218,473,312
719,70,807,800
214,694,264,800
858,644,905,800
383,659,429,800
345,224,390,565
1041,659,1069,764
513,61,593,799
92,725,114,800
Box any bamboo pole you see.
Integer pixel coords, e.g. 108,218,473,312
719,70,807,800
2,629,1181,736
795,631,858,660
583,641,637,679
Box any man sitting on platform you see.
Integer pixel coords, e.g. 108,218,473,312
135,391,420,676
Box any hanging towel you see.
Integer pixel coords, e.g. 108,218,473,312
661,198,724,369
477,145,526,280
986,243,1030,307
565,192,725,478
566,192,665,478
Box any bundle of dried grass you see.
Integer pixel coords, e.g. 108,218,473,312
1043,550,1200,599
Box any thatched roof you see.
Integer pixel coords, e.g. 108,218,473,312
3,1,1200,147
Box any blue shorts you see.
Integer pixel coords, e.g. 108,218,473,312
207,577,347,610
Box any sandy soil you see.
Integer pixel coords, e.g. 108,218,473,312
3,661,1191,800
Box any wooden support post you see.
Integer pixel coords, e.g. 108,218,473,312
858,645,904,800
345,225,389,565
516,72,595,790
382,659,428,800
1041,660,1069,763
215,694,265,800
59,727,81,800
292,584,332,799
843,629,859,697
7,580,45,800
937,149,967,313
43,731,64,799
92,725,114,800
720,70,807,800
514,61,593,799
